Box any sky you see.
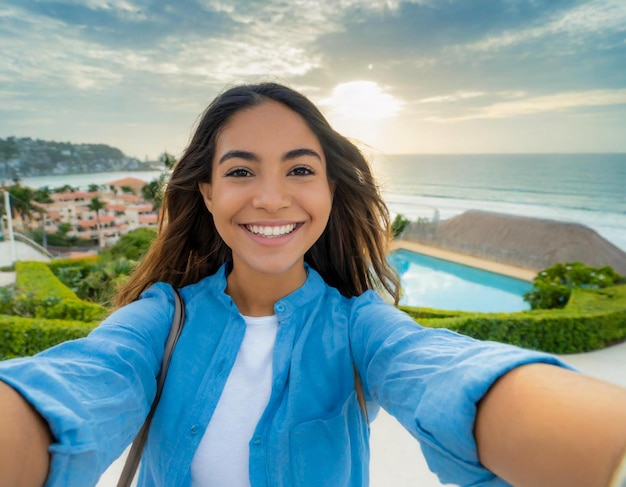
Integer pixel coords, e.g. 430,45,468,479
1,0,626,160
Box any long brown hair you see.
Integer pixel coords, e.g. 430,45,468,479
115,83,400,307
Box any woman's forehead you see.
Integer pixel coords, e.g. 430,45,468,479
214,101,323,155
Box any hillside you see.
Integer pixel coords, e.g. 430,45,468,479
0,137,152,179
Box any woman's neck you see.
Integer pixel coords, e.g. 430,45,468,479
225,265,307,317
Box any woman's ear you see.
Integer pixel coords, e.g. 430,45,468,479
198,182,213,213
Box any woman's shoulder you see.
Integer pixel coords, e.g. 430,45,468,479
165,266,229,306
306,269,408,324
349,290,408,321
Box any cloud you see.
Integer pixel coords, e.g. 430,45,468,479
316,0,583,60
460,0,626,53
420,91,486,103
1,0,625,156
427,89,626,122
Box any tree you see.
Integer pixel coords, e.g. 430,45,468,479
88,183,102,193
5,185,37,229
33,186,52,204
141,177,165,209
0,137,19,162
87,197,106,248
142,151,176,210
102,227,157,261
391,213,410,238
159,152,176,170
57,222,72,235
53,184,76,194
524,262,624,309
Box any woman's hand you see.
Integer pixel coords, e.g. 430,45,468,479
475,363,626,487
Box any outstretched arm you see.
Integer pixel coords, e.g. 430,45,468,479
475,363,626,487
0,380,52,487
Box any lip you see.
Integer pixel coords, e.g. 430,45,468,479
240,222,303,246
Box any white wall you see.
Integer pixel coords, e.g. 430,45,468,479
0,241,51,267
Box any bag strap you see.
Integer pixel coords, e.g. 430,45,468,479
348,328,368,423
353,365,368,423
117,288,186,487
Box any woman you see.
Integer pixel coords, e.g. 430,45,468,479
1,82,625,487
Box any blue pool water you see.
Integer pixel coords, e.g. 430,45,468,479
388,249,533,313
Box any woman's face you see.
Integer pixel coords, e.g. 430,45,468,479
199,101,333,286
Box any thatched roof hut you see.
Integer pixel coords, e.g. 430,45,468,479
402,210,626,274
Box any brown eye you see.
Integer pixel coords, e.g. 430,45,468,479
289,166,314,176
225,168,253,178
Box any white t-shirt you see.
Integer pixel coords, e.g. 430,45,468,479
190,314,278,487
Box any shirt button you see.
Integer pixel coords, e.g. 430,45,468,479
276,303,286,312
252,437,262,446
190,424,199,435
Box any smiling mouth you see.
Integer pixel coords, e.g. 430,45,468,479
245,223,298,238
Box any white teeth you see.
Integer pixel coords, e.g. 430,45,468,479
246,224,297,237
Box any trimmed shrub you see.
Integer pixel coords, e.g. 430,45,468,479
50,256,131,307
47,255,100,275
16,261,79,302
0,286,14,314
524,262,623,310
14,261,107,321
0,314,96,359
401,285,626,354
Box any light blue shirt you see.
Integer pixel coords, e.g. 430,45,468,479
0,264,566,486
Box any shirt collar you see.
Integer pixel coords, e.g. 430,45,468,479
203,262,329,316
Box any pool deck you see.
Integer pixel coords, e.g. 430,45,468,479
391,240,537,282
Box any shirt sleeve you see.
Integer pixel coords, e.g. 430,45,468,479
0,282,175,487
350,291,573,487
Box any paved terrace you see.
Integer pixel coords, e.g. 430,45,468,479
391,240,537,281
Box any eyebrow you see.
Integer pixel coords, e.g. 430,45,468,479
218,148,322,164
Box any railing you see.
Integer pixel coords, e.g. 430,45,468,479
13,232,54,258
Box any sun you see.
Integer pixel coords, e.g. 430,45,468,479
319,81,403,121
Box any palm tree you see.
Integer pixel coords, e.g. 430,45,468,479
88,196,106,248
53,184,76,194
142,151,176,210
33,186,53,204
159,152,176,169
6,185,37,230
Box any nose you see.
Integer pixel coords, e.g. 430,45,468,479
251,173,291,213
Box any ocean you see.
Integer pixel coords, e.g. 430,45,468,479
20,153,626,252
371,153,626,252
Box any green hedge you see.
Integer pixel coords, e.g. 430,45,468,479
0,314,97,359
47,255,101,275
401,285,626,354
16,261,79,301
14,261,107,322
4,264,626,358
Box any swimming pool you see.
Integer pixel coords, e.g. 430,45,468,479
388,249,533,312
